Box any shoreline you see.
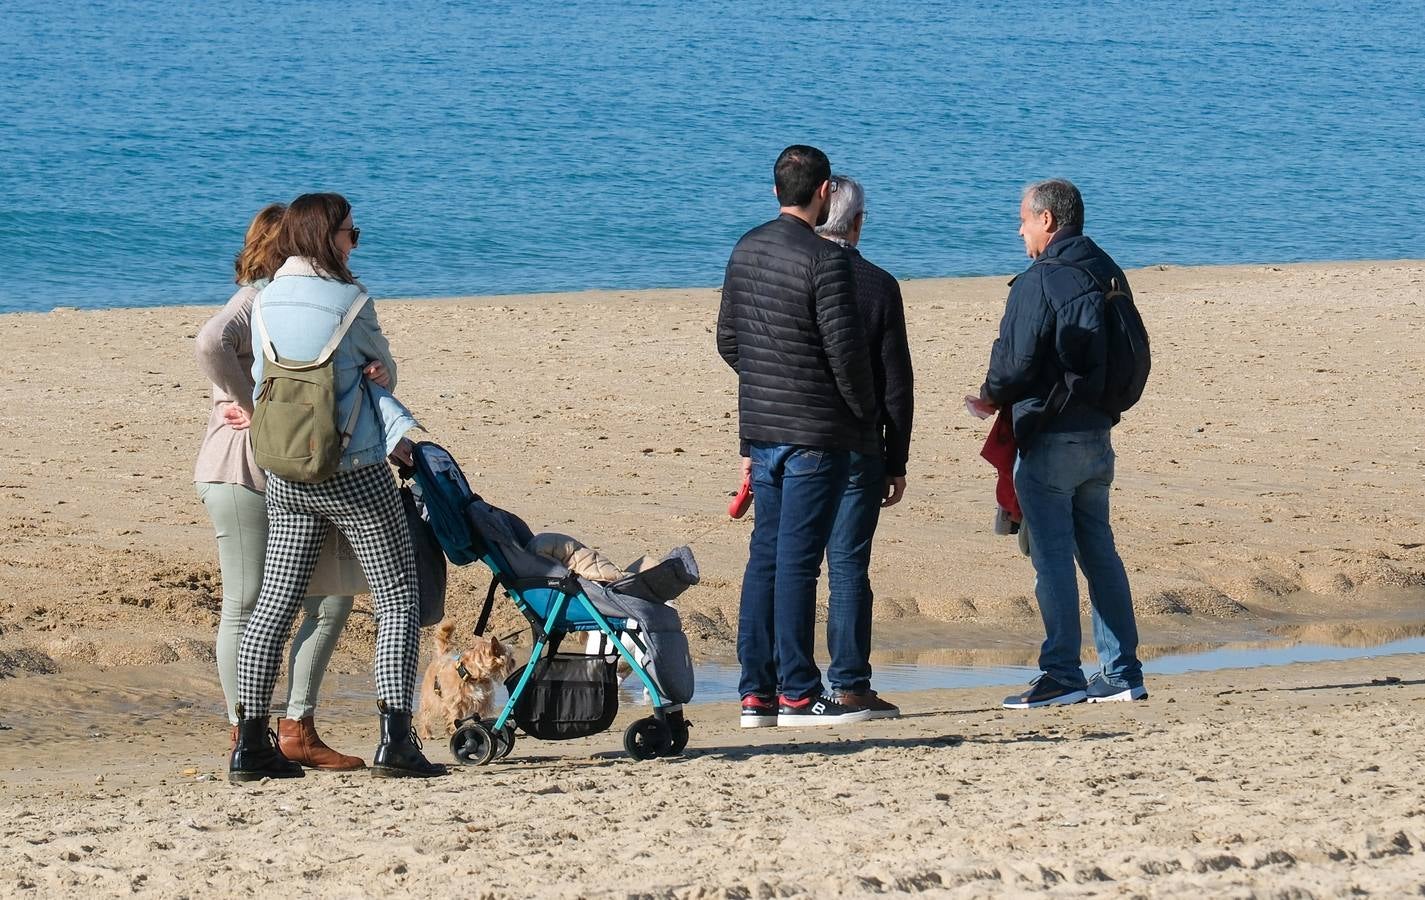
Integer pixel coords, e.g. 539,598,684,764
8,256,1424,318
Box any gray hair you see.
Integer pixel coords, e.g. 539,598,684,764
1023,179,1085,231
816,174,865,239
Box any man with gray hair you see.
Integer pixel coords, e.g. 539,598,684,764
978,178,1144,709
815,174,914,718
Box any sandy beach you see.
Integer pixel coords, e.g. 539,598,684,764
2,657,1423,897
2,259,1425,896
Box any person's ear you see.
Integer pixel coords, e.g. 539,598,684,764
1041,208,1056,232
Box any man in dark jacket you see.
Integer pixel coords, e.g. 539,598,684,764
814,174,913,719
717,145,877,727
980,178,1144,709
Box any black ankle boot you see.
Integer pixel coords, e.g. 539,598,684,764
229,710,305,783
372,701,448,778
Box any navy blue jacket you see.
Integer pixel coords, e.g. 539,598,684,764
981,229,1124,448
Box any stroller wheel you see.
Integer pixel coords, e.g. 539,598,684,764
493,723,517,760
623,716,671,761
450,722,496,766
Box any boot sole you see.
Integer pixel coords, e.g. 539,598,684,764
370,765,449,779
228,770,305,783
288,757,367,771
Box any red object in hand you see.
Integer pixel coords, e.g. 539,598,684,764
728,474,753,518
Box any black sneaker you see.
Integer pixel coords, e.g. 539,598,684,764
1001,674,1087,709
1085,673,1148,703
776,693,873,727
740,693,778,728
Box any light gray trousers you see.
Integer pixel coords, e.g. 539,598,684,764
197,482,353,723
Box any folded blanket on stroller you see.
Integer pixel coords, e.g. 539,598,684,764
465,499,698,704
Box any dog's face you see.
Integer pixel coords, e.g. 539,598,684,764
433,635,517,715
462,635,517,685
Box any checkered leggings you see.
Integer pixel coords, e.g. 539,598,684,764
236,463,420,717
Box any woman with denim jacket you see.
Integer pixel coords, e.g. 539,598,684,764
227,192,446,781
194,203,366,771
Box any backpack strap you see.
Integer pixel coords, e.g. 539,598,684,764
1037,258,1127,299
253,292,372,447
253,292,371,370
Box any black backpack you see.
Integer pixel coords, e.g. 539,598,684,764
1046,259,1151,414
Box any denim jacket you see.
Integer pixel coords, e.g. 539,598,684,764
251,257,420,472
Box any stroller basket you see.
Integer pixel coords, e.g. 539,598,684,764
505,653,620,741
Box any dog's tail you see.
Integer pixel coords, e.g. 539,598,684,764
432,618,457,656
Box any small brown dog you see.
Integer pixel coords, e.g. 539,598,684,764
415,619,518,740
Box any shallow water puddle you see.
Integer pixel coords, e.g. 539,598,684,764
634,635,1425,705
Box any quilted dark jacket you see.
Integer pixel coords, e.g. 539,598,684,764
982,228,1121,447
716,214,877,454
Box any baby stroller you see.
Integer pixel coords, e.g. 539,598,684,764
406,442,697,764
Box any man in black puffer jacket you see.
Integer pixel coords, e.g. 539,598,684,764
980,179,1143,711
717,145,877,728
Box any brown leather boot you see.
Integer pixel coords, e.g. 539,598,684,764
277,716,365,770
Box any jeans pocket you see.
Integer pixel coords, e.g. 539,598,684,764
782,448,826,477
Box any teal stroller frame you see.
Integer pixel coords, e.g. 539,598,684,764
406,442,690,764
451,554,690,764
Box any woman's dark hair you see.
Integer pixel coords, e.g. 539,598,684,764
233,203,286,285
276,192,356,284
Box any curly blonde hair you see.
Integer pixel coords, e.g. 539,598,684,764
233,203,287,285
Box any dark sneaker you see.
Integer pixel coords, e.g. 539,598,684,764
832,689,900,720
1001,674,1087,709
776,693,873,727
1086,673,1148,703
740,693,778,728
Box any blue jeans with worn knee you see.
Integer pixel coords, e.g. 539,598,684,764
826,452,885,693
737,442,850,702
1014,430,1141,689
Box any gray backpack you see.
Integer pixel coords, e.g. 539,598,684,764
250,294,369,483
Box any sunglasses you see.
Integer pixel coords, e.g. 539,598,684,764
337,225,361,247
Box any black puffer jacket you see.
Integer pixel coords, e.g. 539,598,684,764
717,214,877,453
982,228,1121,447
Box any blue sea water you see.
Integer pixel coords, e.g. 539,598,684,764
1,1,1421,313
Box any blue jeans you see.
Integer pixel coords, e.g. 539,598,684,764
826,452,885,693
1014,430,1141,689
737,442,851,701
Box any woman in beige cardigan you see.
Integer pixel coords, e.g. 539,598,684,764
193,204,363,770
